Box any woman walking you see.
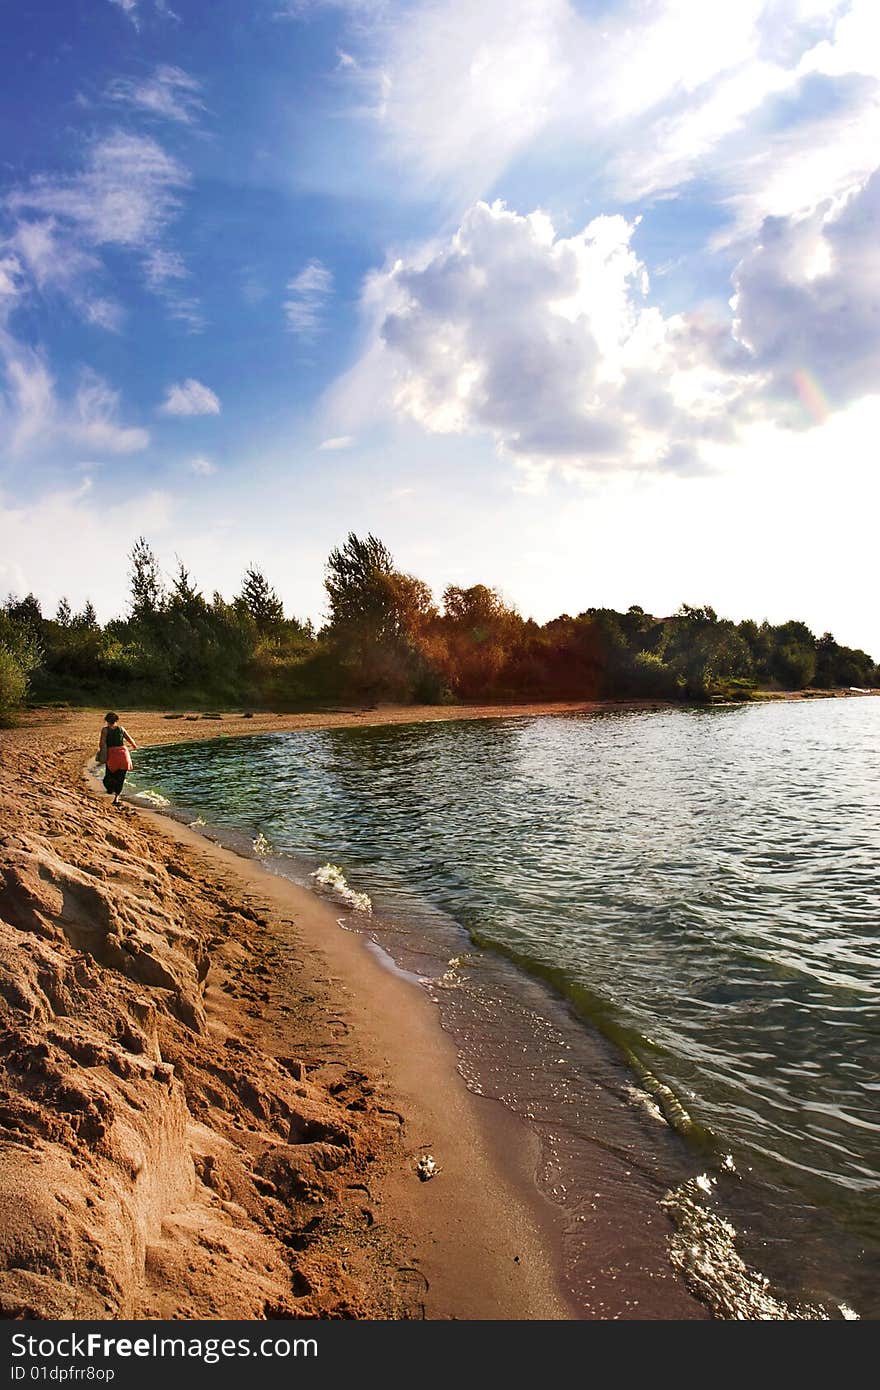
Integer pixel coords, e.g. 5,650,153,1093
97,712,138,805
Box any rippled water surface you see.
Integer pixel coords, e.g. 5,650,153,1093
135,699,880,1316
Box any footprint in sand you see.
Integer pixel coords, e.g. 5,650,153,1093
393,1267,428,1318
376,1108,404,1128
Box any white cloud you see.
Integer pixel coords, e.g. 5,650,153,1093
189,455,217,476
142,248,204,332
0,255,25,312
332,200,745,477
331,171,880,479
108,66,205,125
160,379,221,415
2,133,195,329
328,0,878,241
1,219,124,332
106,0,179,26
8,132,188,249
319,434,354,450
284,260,333,336
0,338,149,458
727,167,880,418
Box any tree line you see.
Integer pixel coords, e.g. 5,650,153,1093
0,532,876,720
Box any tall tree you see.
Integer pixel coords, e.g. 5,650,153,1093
128,537,164,620
325,533,437,696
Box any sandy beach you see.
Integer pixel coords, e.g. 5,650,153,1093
9,694,860,1320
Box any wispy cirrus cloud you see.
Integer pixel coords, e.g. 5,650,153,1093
188,455,217,476
106,0,180,28
1,218,124,332
0,336,149,459
4,131,201,329
7,132,188,248
323,0,879,241
284,260,333,337
159,378,221,416
143,247,204,332
107,65,205,125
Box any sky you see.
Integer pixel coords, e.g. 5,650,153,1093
1,0,878,656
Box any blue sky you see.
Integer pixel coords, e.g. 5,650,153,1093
2,0,879,656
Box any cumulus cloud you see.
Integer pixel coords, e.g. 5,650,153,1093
332,164,880,479
337,200,744,477
284,260,333,337
728,167,880,419
108,66,205,125
159,379,221,415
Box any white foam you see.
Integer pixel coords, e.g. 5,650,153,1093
310,863,372,914
252,832,273,856
133,790,170,808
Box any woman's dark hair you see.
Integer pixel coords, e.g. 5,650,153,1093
105,712,118,724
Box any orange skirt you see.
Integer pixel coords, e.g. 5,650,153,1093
105,745,132,773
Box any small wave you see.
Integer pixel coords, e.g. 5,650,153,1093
132,789,170,808
624,1058,700,1138
623,1083,666,1125
661,1175,842,1319
432,954,464,991
252,832,273,857
310,863,372,914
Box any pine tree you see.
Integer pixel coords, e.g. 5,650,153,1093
236,565,284,630
56,597,72,627
129,537,164,620
76,600,98,630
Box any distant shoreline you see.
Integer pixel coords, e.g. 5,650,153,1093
16,685,880,753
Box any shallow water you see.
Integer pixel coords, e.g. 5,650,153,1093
133,699,880,1317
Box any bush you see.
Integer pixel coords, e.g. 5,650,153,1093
0,644,28,722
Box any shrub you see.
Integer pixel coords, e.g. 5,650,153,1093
0,644,28,722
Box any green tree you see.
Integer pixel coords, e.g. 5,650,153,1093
74,600,99,630
128,537,164,620
0,645,28,722
236,565,284,631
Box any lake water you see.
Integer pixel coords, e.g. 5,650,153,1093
132,698,879,1319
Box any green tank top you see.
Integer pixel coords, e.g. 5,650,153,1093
105,725,124,747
